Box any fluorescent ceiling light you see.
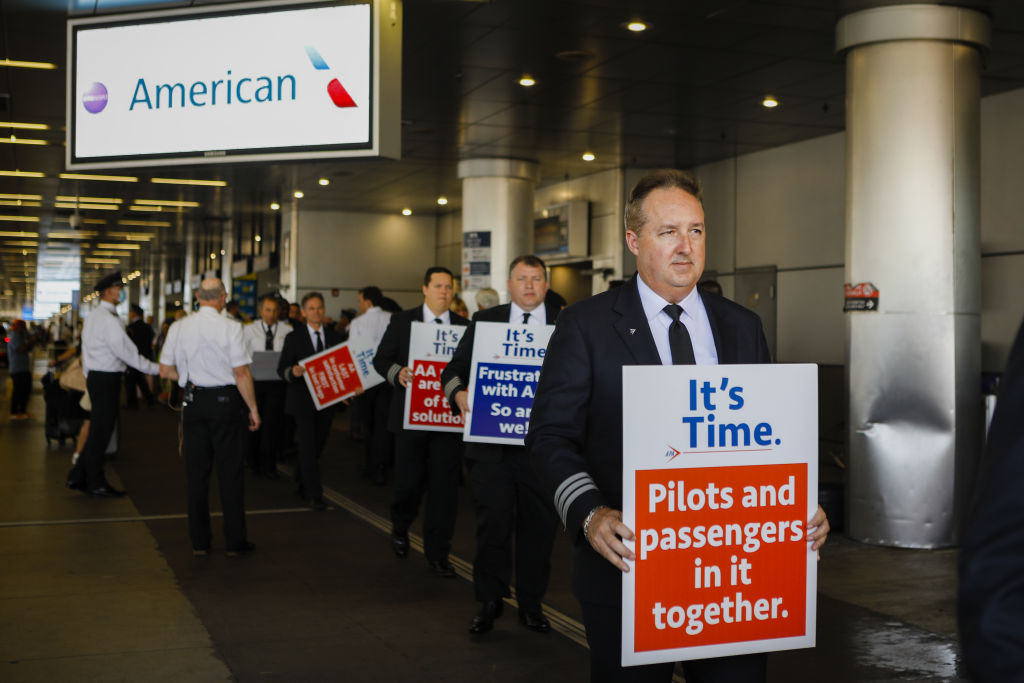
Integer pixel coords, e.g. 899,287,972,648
0,122,49,130
0,215,39,222
48,231,99,238
0,200,41,207
0,170,45,178
4,241,38,247
85,258,123,264
0,59,57,69
151,177,227,187
59,173,138,182
54,202,119,211
95,243,141,250
133,199,200,207
0,231,39,237
0,136,46,145
0,194,43,201
56,196,123,204
118,219,171,227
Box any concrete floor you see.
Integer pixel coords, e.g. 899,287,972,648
0,362,967,682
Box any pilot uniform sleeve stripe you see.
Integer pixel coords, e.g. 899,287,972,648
444,376,464,402
386,363,402,386
554,472,598,526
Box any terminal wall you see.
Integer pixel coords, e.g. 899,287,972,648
295,209,436,311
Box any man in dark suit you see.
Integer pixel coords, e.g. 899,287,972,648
959,315,1024,682
373,267,470,577
441,255,561,634
277,292,343,511
125,304,156,408
526,169,830,683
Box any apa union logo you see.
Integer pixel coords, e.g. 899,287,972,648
82,82,108,114
303,46,356,108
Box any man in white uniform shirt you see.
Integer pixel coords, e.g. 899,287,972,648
160,278,260,557
243,294,291,479
349,285,393,485
66,271,159,498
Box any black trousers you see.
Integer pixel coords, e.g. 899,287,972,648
467,448,558,611
124,367,154,407
183,386,248,551
293,407,334,501
10,371,31,414
248,380,286,474
359,384,393,474
67,371,121,489
391,430,461,562
580,602,767,683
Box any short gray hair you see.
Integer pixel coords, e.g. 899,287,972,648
476,288,499,310
196,278,226,302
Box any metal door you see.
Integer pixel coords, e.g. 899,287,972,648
733,266,777,361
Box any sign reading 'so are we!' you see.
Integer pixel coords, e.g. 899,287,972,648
67,0,402,169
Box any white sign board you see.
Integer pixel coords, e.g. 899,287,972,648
621,364,818,666
463,322,552,445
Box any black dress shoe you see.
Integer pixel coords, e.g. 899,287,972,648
227,541,256,557
518,608,551,633
391,533,409,558
87,485,126,498
309,497,327,511
264,470,281,480
65,479,86,491
468,600,503,634
428,558,456,578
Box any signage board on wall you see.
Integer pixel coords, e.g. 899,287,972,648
67,0,401,169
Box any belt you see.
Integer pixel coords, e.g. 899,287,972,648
186,382,237,393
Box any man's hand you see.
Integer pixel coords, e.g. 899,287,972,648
248,408,261,432
808,504,830,552
585,507,635,572
454,390,470,414
292,364,305,378
398,366,413,388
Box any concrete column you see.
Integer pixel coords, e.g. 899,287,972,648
457,158,540,306
157,249,168,318
221,220,234,298
837,4,990,547
182,220,195,310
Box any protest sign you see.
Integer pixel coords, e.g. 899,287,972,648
402,321,465,432
299,333,384,411
463,322,553,445
622,364,818,666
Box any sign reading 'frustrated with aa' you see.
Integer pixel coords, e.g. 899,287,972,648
463,322,553,446
403,322,465,432
622,364,818,667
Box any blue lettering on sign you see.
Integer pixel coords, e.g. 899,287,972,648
470,362,542,440
129,70,297,111
681,378,779,451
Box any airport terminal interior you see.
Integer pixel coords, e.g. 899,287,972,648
3,0,1024,681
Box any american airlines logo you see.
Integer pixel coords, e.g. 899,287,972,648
92,46,357,113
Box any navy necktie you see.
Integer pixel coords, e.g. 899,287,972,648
663,304,696,365
265,324,274,351
434,317,443,324
522,312,531,324
315,330,324,352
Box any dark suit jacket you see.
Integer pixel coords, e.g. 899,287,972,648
440,301,560,462
525,274,770,604
277,324,344,417
126,319,155,361
373,306,470,433
959,316,1024,681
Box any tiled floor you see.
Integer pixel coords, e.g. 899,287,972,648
0,364,966,681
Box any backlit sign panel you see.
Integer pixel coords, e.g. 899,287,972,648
67,0,401,169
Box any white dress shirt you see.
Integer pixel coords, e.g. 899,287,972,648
422,304,451,324
636,275,719,366
159,306,252,387
82,300,160,376
509,301,546,326
243,319,291,354
348,306,392,349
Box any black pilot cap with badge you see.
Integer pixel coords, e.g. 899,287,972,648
95,271,124,293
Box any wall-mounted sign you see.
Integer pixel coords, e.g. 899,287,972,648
253,253,271,273
67,0,401,169
232,258,250,278
844,282,879,311
462,231,491,289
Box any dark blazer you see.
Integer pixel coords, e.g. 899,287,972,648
525,274,770,604
373,306,470,433
277,324,344,417
126,319,155,361
440,301,561,462
959,316,1024,681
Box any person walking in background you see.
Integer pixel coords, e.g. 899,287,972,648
7,319,38,420
125,304,156,409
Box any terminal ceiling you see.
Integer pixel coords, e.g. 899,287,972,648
1,0,1024,302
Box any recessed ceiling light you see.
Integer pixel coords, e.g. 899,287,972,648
401,208,412,216
254,235,262,242
626,21,647,32
582,152,596,162
436,196,448,206
318,178,330,186
220,249,225,255
518,75,536,87
762,95,779,108
270,202,281,211
210,252,216,259
293,190,304,199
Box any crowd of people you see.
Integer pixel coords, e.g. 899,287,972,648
4,169,840,683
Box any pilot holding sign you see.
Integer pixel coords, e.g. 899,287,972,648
441,255,562,635
526,170,829,683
